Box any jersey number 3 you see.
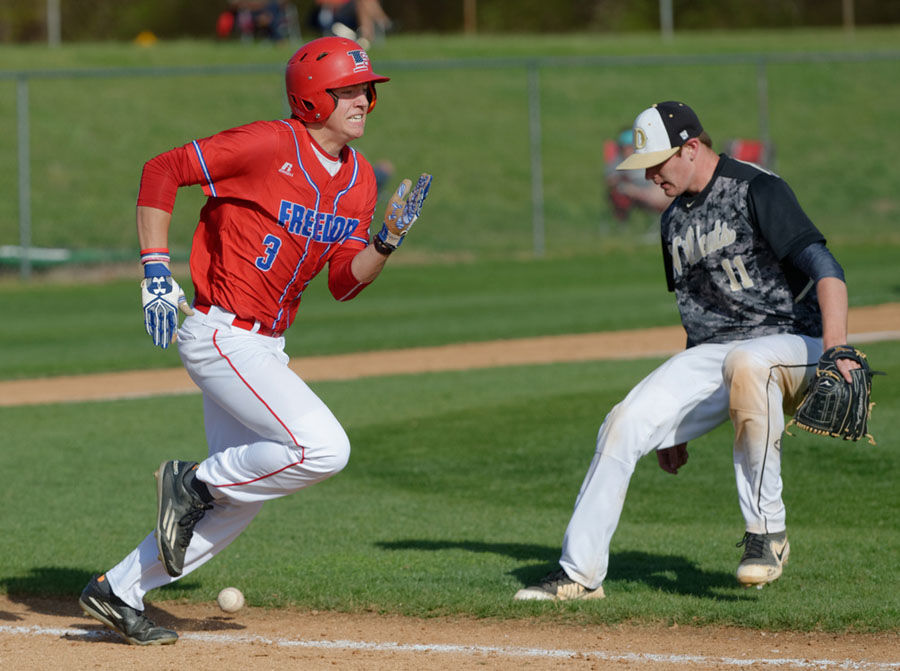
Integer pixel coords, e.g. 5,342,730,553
721,255,754,292
256,234,282,271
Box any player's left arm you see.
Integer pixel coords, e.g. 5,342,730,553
349,243,390,283
750,175,859,382
815,275,849,350
790,241,858,382
351,172,432,280
325,175,383,299
328,173,433,298
814,276,858,381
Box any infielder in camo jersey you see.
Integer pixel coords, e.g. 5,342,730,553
79,36,432,645
515,101,860,602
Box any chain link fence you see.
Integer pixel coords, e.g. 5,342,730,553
3,50,899,278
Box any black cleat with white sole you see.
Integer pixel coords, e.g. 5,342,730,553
79,574,178,645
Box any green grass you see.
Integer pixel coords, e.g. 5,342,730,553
0,251,673,378
2,241,898,380
1,30,900,262
1,32,899,634
2,340,897,631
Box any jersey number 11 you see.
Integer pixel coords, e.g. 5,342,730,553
721,255,754,292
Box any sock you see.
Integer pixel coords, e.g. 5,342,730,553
186,465,214,503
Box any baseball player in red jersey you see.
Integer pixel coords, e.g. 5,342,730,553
79,37,432,645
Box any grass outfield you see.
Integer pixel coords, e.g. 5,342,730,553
1,30,900,259
1,340,897,632
1,242,899,380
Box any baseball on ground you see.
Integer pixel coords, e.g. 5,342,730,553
216,587,245,613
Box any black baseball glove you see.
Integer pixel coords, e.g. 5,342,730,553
788,345,878,445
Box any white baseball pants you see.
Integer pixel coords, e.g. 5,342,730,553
560,333,821,590
107,305,350,610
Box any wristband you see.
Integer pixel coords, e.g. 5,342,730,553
372,237,395,256
141,248,171,278
140,248,170,266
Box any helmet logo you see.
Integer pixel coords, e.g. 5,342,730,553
348,49,370,73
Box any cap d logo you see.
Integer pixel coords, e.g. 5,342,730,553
348,49,369,73
634,128,647,150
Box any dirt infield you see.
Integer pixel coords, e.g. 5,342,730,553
2,304,899,668
2,594,898,670
2,303,899,407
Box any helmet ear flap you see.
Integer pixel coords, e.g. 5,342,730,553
287,92,330,122
301,97,318,115
366,82,377,114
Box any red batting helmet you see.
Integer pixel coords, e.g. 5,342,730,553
285,37,390,123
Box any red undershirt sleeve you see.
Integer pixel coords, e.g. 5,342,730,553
327,187,378,301
327,243,371,301
136,145,202,214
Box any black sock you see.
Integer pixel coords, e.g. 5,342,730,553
185,467,214,503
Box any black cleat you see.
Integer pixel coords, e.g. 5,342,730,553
155,460,212,577
79,574,177,645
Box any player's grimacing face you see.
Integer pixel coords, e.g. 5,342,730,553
324,83,371,144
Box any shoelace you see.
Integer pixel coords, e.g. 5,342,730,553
131,612,162,635
106,595,160,634
544,568,572,587
177,501,213,547
736,532,766,559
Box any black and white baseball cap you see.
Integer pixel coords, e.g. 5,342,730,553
616,101,704,170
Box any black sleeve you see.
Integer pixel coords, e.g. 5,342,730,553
747,173,825,260
660,215,675,292
789,241,845,283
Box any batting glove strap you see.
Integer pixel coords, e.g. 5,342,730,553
143,262,171,279
371,234,395,255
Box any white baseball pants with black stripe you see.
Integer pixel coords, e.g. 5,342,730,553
107,305,350,610
560,333,821,591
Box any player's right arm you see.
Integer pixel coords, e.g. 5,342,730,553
136,147,202,349
137,205,171,251
657,442,688,474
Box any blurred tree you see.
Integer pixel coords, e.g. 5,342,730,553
1,0,899,43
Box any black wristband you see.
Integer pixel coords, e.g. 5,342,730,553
372,237,395,256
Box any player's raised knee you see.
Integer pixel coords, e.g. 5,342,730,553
323,432,351,475
722,348,769,384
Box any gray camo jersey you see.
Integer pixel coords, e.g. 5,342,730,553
661,155,824,347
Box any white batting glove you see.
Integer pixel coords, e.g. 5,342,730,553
140,268,194,349
376,173,433,251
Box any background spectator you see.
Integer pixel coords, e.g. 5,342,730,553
217,1,299,43
604,128,674,222
309,0,392,49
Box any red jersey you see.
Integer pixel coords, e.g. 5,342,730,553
138,118,378,333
